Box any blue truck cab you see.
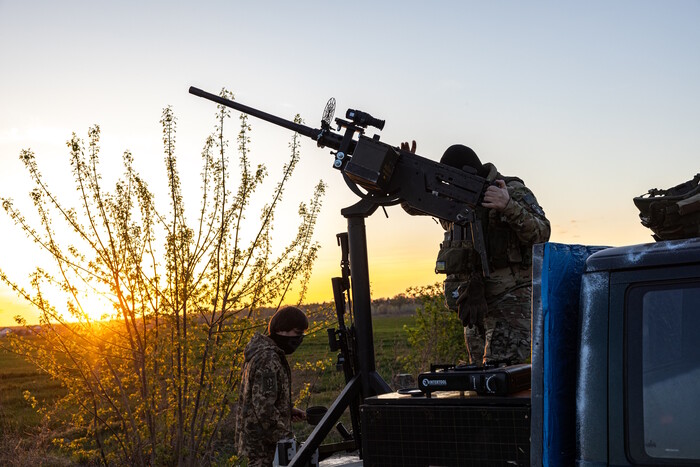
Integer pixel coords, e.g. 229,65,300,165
532,239,700,466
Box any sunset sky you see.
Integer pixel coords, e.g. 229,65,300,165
1,1,698,326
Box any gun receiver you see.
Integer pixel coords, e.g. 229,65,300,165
189,86,490,276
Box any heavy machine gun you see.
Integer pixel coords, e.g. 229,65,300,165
189,86,490,275
189,86,491,466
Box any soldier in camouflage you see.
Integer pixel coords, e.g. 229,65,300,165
404,143,551,365
235,306,309,466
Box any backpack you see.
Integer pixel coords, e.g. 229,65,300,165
633,174,700,241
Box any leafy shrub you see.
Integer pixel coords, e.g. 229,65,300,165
401,284,467,376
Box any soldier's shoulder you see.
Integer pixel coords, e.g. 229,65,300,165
503,175,525,187
246,339,282,369
506,180,535,199
248,347,283,373
506,179,547,217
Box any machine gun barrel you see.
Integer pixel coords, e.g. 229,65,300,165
189,86,344,149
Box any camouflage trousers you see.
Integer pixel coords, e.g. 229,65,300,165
464,286,531,364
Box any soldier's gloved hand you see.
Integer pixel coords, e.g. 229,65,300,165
456,279,488,328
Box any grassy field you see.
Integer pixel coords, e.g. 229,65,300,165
0,349,66,432
0,314,416,459
289,314,415,442
0,345,72,466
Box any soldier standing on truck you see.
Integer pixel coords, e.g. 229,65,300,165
403,142,551,365
235,306,309,466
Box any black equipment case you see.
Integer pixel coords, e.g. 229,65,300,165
360,389,531,466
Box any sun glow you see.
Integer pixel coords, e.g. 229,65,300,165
72,291,116,323
31,286,115,324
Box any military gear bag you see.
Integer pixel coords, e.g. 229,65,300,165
435,223,481,275
436,240,475,274
633,174,700,241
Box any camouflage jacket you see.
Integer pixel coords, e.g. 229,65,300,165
441,163,551,302
235,332,293,465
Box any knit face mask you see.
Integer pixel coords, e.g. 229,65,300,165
271,333,305,354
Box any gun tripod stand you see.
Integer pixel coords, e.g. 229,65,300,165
290,199,392,467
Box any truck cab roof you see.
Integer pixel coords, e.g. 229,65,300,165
585,237,700,272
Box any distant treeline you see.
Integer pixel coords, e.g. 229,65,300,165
160,294,420,320
0,295,421,336
302,293,420,317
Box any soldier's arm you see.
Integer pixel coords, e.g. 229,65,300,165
250,359,292,438
500,184,551,244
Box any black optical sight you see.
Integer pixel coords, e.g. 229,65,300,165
346,109,385,130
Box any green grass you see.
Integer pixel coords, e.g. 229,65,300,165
289,314,415,442
0,348,66,433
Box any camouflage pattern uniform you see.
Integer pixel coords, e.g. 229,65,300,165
235,332,293,466
442,163,550,364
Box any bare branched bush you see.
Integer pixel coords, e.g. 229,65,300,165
0,89,326,465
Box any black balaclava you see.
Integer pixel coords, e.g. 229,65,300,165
270,334,305,355
440,144,488,177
